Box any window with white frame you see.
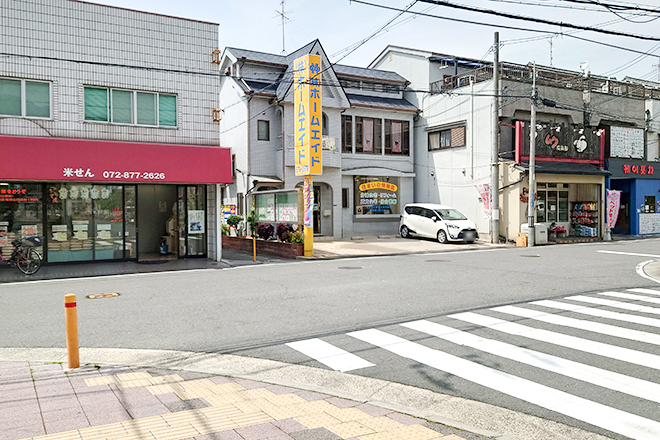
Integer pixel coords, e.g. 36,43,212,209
257,120,270,141
0,78,51,118
428,124,466,150
83,87,177,127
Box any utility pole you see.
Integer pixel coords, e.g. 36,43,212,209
490,32,500,243
527,62,537,247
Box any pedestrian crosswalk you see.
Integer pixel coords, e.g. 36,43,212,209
284,288,660,440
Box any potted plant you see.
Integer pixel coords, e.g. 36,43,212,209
226,215,243,237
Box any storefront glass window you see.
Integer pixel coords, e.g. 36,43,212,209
0,183,43,259
47,184,94,262
124,186,136,259
644,196,656,213
47,183,124,262
354,176,400,215
536,191,546,222
559,191,569,221
93,185,123,260
186,186,206,256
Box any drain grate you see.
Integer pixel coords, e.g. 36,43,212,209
87,292,120,299
338,266,363,270
426,259,449,262
520,254,541,258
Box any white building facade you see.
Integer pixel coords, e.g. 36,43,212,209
219,41,417,239
372,46,658,242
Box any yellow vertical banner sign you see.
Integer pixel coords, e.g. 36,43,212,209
294,54,322,176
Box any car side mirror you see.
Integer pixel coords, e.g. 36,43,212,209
432,216,438,222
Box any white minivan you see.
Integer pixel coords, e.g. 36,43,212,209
399,203,478,243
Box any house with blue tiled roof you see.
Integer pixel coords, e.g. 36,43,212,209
219,40,418,239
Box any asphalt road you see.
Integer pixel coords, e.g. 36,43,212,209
3,238,660,439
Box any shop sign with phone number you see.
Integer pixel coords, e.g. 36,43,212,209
63,168,166,180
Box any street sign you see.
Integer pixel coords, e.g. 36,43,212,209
294,54,322,176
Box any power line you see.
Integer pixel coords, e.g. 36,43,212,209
350,0,660,58
556,0,660,15
417,0,660,41
331,1,419,63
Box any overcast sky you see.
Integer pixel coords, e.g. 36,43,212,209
91,0,660,82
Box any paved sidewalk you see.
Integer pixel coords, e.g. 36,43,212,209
0,348,612,440
2,362,468,440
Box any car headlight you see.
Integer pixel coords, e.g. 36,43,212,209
446,223,460,229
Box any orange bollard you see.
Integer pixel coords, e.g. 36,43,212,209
253,236,256,262
64,294,79,369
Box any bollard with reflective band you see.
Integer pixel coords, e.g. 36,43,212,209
64,294,79,369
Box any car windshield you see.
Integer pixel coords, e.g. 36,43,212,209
435,209,467,220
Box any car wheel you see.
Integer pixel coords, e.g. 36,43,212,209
437,229,448,244
401,225,411,238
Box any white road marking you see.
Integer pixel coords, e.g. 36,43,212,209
597,250,660,258
597,290,660,305
567,295,660,316
449,312,660,370
629,288,660,296
402,319,660,404
285,338,374,372
492,304,660,345
348,328,660,440
532,299,660,329
636,260,660,285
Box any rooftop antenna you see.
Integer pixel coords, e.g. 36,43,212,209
275,0,292,55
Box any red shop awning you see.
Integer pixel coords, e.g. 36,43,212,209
0,136,233,184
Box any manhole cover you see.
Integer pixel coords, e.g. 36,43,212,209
338,266,363,270
87,292,120,299
520,254,541,258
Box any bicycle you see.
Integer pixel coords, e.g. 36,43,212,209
0,237,43,275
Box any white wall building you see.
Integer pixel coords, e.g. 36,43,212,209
219,40,418,239
372,45,658,242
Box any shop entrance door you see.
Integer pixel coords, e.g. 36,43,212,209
137,185,178,261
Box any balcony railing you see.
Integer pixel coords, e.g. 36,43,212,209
431,62,660,99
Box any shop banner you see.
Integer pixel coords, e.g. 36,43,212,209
0,135,232,184
606,189,621,229
303,176,314,228
476,184,491,219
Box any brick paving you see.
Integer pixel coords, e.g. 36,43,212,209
1,361,482,440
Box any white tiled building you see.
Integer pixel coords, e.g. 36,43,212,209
0,0,231,264
219,40,418,239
